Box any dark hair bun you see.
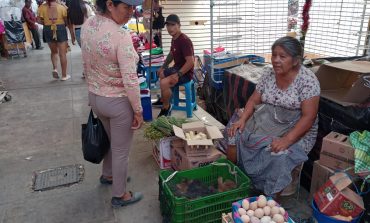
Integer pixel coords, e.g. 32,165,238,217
96,0,108,12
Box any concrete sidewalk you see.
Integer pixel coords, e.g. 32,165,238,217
0,46,162,223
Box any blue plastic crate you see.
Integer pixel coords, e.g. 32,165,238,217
141,93,152,121
204,54,265,90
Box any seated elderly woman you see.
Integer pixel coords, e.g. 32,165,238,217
228,36,320,196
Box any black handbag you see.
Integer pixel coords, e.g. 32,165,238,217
81,110,110,164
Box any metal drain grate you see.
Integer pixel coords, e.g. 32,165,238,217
32,164,84,191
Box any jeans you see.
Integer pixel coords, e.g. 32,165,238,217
75,28,81,47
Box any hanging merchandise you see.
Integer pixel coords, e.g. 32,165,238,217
0,18,4,34
152,6,164,30
350,131,370,176
4,20,25,43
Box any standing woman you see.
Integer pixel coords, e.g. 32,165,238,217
67,0,94,47
81,0,144,208
38,0,70,80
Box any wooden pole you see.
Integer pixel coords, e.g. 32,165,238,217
149,0,154,85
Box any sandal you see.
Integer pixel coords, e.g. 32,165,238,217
52,70,59,79
60,75,71,81
111,191,143,208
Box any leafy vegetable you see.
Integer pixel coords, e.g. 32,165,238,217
143,116,187,141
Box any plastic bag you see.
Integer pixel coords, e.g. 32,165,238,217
350,130,370,175
81,110,110,164
4,20,25,43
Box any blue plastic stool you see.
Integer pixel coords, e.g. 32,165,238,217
171,80,197,118
144,65,160,89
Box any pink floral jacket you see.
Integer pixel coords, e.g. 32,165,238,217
81,15,142,113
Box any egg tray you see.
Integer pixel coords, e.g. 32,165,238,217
232,197,295,223
159,158,252,223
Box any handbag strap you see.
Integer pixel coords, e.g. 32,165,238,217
88,109,95,123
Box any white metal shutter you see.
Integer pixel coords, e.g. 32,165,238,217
161,0,370,57
300,0,370,56
161,0,211,56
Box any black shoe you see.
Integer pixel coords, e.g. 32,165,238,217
157,104,172,117
35,46,44,50
111,191,143,208
152,98,163,107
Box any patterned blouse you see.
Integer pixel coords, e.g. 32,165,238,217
256,66,321,153
81,15,142,113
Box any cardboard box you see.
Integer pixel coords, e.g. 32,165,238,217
173,121,223,157
315,61,370,106
152,137,177,169
310,161,335,199
319,132,355,171
314,173,365,218
222,213,234,223
171,146,224,170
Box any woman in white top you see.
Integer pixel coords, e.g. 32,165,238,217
67,0,94,46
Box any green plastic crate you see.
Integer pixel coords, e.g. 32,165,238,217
159,159,251,223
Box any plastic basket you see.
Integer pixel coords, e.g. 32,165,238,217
204,54,265,90
159,158,251,223
232,196,295,223
312,200,363,223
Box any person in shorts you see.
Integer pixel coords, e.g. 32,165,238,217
38,0,70,80
152,14,194,117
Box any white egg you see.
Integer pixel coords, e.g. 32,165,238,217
260,216,271,223
241,215,250,223
254,208,264,218
272,214,285,223
267,199,276,208
250,201,258,211
246,210,255,217
263,206,271,216
257,195,267,208
271,206,280,216
279,207,286,215
250,216,261,223
238,208,247,216
242,199,250,210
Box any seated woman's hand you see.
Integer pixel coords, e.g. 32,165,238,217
271,137,293,152
228,119,246,137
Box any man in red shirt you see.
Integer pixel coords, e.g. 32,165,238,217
22,0,43,49
154,14,195,117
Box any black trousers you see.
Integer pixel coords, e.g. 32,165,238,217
30,28,41,49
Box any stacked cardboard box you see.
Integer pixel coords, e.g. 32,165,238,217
171,121,225,170
314,173,364,219
152,136,178,169
318,132,355,172
310,131,356,198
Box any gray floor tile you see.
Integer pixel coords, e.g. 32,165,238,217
7,86,72,105
0,119,75,158
2,187,115,223
0,100,73,126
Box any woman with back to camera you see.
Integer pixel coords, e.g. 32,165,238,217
67,0,94,47
81,0,144,208
38,0,70,80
